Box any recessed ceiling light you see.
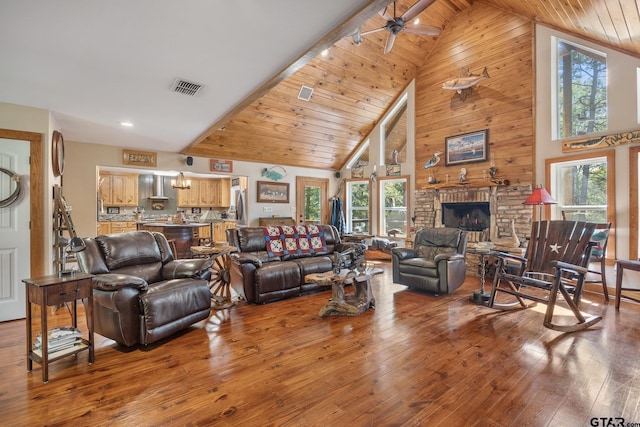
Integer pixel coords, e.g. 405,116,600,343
321,49,329,57
120,122,134,127
414,18,420,25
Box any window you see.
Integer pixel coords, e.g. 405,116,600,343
379,177,409,237
382,94,407,164
546,151,616,260
346,140,369,169
346,180,370,233
551,156,607,221
304,185,321,224
554,38,607,139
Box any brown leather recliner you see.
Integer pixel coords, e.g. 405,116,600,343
392,227,468,295
76,231,213,347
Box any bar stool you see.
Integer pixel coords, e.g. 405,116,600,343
614,259,640,309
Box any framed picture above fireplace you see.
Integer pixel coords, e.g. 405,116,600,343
444,129,488,166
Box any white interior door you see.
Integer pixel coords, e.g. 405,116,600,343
0,138,30,321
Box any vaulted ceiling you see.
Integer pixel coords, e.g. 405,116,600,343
2,1,639,172
185,0,640,171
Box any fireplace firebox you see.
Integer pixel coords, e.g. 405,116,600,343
442,202,490,231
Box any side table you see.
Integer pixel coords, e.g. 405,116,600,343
22,272,94,383
467,249,497,305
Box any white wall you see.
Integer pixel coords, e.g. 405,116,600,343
536,24,640,260
64,141,338,237
339,81,416,237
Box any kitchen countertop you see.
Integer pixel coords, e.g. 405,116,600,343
140,222,210,228
97,215,236,223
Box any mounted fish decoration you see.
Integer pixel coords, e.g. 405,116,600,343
262,165,287,181
442,67,490,101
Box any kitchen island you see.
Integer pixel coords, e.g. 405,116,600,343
140,222,210,259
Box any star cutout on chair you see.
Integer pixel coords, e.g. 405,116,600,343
549,243,561,253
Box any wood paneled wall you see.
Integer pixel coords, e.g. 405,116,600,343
414,2,534,189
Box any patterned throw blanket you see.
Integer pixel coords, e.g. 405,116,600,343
263,224,327,257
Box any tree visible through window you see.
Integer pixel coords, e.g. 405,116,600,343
346,180,370,233
551,156,607,222
380,178,407,237
556,39,607,139
304,185,321,223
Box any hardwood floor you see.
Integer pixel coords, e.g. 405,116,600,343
2,262,639,426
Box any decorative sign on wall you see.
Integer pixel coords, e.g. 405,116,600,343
210,158,233,173
562,129,640,152
123,149,157,167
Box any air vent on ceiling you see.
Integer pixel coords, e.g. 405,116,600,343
171,78,204,96
297,85,314,101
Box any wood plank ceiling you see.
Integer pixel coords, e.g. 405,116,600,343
183,0,640,172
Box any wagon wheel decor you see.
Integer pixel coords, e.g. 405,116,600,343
209,251,235,309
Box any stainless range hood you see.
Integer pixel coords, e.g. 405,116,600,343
148,175,169,200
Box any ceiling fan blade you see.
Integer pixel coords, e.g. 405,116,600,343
350,27,363,45
402,0,437,23
403,24,441,36
360,26,386,37
384,32,397,54
379,8,393,22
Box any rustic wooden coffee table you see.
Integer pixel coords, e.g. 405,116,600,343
305,269,380,317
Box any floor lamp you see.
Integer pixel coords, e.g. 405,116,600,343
523,185,557,221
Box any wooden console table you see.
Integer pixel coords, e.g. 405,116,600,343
22,272,94,383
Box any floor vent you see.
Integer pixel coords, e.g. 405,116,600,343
297,85,314,101
171,78,204,96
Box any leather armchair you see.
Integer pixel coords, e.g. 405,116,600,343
77,231,213,346
392,227,468,295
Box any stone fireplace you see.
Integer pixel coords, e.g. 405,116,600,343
412,185,534,276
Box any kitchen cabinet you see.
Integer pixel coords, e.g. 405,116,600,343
198,224,211,240
213,221,236,243
99,172,138,207
110,221,136,233
218,179,231,207
176,180,200,207
198,179,215,206
177,178,231,208
97,222,111,235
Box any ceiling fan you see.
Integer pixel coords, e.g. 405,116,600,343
355,0,441,54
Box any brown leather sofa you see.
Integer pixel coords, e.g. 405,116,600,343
76,231,213,347
392,227,468,295
226,224,363,304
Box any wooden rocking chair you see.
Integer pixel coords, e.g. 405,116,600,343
487,220,602,332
